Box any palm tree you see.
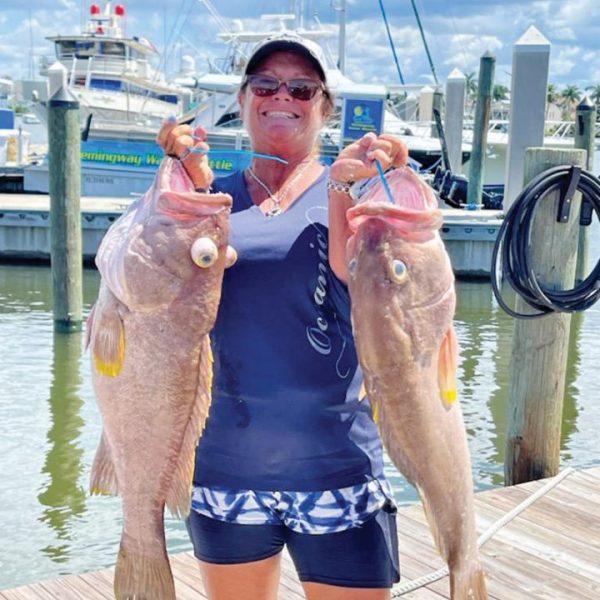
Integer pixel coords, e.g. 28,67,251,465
492,84,509,102
585,84,600,106
465,72,478,116
560,84,581,118
546,83,560,119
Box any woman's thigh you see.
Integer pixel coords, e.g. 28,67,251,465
199,554,282,600
186,511,286,600
303,581,390,600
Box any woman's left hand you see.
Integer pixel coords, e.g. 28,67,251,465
330,132,409,183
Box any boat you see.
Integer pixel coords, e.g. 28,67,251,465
21,1,465,196
29,1,197,142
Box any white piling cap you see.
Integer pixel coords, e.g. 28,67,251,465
515,26,550,52
47,62,68,97
447,68,466,81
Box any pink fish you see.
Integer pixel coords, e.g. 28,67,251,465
346,168,487,599
87,158,232,599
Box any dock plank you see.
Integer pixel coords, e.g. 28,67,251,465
1,467,598,599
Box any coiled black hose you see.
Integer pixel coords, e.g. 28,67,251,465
491,165,600,319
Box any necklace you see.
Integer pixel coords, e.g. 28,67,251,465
247,160,313,217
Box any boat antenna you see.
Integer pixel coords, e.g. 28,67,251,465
377,0,404,85
409,0,439,86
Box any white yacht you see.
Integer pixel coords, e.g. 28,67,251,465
31,1,194,141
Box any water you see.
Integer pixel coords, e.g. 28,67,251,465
2,255,600,589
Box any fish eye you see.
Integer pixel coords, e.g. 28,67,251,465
390,259,408,283
191,237,219,268
348,258,358,277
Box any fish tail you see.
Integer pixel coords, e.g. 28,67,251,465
450,564,488,600
114,544,176,600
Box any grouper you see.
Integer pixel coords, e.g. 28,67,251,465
87,157,232,599
346,168,488,599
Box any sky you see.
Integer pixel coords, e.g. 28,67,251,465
1,0,599,93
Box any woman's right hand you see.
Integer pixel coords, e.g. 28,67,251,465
156,120,214,191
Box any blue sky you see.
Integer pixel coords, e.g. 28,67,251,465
1,1,599,92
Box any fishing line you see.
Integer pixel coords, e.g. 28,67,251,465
182,146,289,165
491,165,600,319
375,159,395,204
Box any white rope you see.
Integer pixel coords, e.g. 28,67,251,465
391,467,575,597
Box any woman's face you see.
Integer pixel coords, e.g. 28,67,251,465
239,51,327,152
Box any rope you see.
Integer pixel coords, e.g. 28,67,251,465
390,467,575,596
491,165,600,319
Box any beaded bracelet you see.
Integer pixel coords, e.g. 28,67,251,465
326,178,354,195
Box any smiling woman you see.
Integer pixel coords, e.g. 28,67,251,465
139,30,410,600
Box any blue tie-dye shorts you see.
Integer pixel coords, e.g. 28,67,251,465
190,478,395,534
186,478,400,588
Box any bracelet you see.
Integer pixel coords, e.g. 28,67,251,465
326,177,354,195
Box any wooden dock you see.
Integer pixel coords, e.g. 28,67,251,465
1,467,598,599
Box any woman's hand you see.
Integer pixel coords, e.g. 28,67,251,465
156,120,214,190
330,132,409,183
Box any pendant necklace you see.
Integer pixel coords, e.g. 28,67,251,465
247,160,312,217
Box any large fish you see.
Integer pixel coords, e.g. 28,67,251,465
87,157,232,599
346,168,487,599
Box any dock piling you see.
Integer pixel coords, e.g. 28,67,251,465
444,68,466,174
503,26,551,209
504,147,586,486
466,52,495,209
48,85,83,333
573,96,596,283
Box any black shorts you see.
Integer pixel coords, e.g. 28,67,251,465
186,501,400,589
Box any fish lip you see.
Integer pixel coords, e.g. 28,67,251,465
347,203,443,234
157,191,232,219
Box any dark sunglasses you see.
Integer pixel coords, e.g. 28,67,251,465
244,74,323,101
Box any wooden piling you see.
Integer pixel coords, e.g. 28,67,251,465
504,147,586,486
573,96,596,283
503,26,551,209
444,68,466,174
48,86,82,333
466,51,495,209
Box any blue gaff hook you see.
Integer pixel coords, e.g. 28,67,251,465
375,159,395,204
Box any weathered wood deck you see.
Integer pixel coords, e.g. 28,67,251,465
1,467,599,599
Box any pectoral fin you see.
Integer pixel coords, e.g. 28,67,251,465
91,303,126,377
438,326,459,406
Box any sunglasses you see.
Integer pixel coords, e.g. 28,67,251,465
244,74,323,101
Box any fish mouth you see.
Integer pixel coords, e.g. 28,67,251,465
158,191,233,220
347,202,443,235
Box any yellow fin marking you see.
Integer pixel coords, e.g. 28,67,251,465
438,326,459,407
90,486,113,496
93,324,125,377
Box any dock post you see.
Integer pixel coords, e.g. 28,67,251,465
445,68,466,174
573,96,596,283
466,52,495,209
48,85,82,333
504,147,586,486
503,26,551,209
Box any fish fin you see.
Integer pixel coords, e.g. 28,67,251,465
416,483,449,563
165,335,213,519
114,543,175,600
450,565,488,600
90,431,119,496
91,304,126,377
85,302,96,350
438,326,459,406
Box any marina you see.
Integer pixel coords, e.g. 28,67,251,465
2,1,600,597
1,467,599,598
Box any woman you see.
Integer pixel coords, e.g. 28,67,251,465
158,33,409,600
